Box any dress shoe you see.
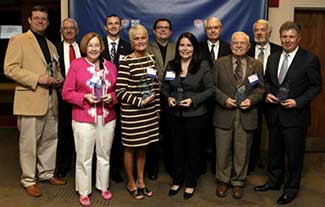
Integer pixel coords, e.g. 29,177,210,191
25,184,42,197
56,171,67,178
183,188,195,200
79,195,91,206
277,193,295,205
47,177,67,185
111,173,124,183
232,186,244,199
216,183,228,197
254,183,281,192
168,185,181,196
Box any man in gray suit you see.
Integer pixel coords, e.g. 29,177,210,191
213,32,264,199
146,18,175,180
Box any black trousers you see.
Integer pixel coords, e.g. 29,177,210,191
56,101,75,174
110,104,124,176
267,122,306,196
167,113,208,187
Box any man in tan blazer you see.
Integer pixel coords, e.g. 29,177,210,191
4,5,66,198
146,18,176,180
213,32,264,199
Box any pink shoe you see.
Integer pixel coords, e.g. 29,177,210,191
79,195,91,206
101,190,112,200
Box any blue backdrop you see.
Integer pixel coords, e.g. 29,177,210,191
69,0,267,43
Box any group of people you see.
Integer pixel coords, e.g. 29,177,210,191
3,5,321,206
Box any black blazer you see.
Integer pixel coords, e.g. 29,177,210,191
102,37,132,68
161,60,215,118
247,42,282,59
264,47,322,127
199,39,231,67
56,41,80,78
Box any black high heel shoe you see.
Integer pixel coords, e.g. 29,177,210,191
183,188,195,200
168,185,181,196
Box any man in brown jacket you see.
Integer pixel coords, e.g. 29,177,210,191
4,5,66,197
213,32,264,199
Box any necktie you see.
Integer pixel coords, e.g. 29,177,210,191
69,44,76,63
234,59,243,84
111,42,116,62
258,47,264,64
210,44,216,60
278,53,289,84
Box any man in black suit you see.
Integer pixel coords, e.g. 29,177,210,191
199,17,231,174
247,19,282,172
254,21,322,205
55,18,81,178
102,14,132,183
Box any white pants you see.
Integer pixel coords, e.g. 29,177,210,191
72,117,115,196
18,105,58,187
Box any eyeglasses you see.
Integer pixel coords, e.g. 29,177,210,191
155,26,170,30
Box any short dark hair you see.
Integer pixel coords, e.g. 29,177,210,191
153,18,172,30
105,14,121,25
29,5,48,17
279,21,302,36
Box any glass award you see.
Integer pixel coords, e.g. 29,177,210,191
93,78,105,100
47,61,55,78
176,86,184,105
276,83,290,103
234,84,246,105
139,77,153,100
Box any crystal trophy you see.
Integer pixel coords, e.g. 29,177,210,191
140,77,153,100
276,83,290,103
234,84,246,105
94,78,105,100
176,84,184,105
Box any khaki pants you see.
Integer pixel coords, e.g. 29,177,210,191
215,110,253,187
18,107,58,187
72,117,116,196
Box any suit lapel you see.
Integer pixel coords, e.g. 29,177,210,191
27,30,47,65
224,56,238,89
151,41,163,69
165,43,174,68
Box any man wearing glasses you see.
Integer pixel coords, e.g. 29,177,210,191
146,18,175,180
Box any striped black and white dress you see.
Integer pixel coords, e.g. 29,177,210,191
116,53,160,147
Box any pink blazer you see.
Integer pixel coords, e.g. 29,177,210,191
62,57,118,123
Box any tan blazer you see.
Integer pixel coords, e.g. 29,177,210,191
212,55,264,130
147,41,175,81
4,30,61,116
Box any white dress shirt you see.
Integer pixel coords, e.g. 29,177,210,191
208,40,220,60
63,41,81,75
277,46,299,78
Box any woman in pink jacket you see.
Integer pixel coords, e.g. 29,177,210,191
62,32,117,206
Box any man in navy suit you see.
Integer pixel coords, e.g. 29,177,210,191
102,14,132,183
247,19,282,172
254,21,322,205
199,17,231,174
55,18,81,178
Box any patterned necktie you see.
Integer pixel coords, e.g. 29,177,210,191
210,44,216,60
278,53,289,84
258,47,264,64
111,42,116,62
234,59,243,84
69,44,76,63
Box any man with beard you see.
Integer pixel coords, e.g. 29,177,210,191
247,19,282,172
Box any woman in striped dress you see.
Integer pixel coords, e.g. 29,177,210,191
116,24,160,200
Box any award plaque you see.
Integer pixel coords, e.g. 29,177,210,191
94,85,104,99
140,77,154,100
234,85,246,105
276,85,290,103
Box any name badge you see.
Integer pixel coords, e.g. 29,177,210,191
147,67,157,78
119,55,125,61
165,71,176,80
248,74,259,86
